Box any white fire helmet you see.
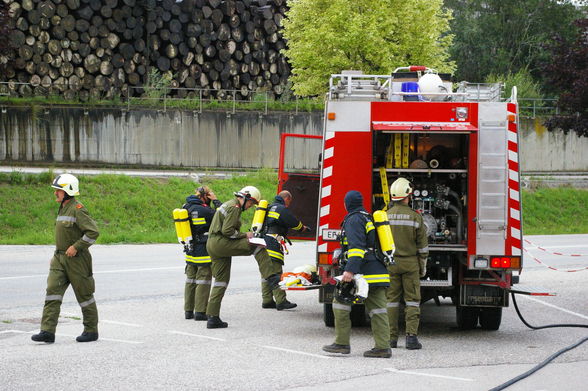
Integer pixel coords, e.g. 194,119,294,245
390,177,413,201
51,173,80,196
234,186,261,204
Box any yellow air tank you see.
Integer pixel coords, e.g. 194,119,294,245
173,208,192,243
251,200,268,236
373,210,395,254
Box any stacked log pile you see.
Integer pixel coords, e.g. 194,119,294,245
1,0,290,100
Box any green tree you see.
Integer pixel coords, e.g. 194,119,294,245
281,0,454,97
445,0,581,83
485,68,544,100
542,18,588,137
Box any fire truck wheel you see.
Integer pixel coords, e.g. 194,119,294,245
456,306,479,330
479,307,502,330
323,303,335,327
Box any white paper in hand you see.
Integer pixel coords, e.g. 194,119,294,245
248,237,266,247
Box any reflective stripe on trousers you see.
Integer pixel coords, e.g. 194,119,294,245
369,307,388,317
333,302,351,311
79,297,96,308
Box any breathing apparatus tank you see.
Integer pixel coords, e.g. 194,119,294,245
173,208,192,244
251,199,268,237
373,210,395,265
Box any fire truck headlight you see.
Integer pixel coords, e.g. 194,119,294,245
456,107,468,120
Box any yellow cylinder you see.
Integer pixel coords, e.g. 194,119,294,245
251,199,268,235
373,210,395,253
173,208,192,243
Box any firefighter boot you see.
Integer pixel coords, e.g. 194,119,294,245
194,312,208,321
207,316,228,329
76,331,99,343
406,334,422,350
390,340,398,348
363,348,392,358
276,300,297,311
262,301,277,309
322,343,350,355
31,330,55,343
185,311,194,319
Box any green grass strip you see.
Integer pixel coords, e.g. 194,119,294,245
0,170,586,244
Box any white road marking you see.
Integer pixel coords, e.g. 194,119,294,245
519,295,588,320
261,345,332,359
0,266,183,280
0,330,143,344
385,368,474,382
525,245,588,249
168,330,226,341
100,320,144,328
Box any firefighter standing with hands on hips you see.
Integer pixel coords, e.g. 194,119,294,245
322,190,392,358
181,186,222,321
255,190,310,310
32,174,100,344
205,186,273,329
386,177,428,350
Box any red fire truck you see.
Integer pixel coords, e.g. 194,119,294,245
279,66,528,330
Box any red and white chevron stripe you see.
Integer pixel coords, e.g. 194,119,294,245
317,131,335,253
506,103,522,256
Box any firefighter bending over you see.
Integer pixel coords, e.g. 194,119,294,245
322,190,392,358
256,190,310,310
181,186,222,321
205,186,277,329
387,178,428,350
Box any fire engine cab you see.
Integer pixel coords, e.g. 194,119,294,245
279,66,525,330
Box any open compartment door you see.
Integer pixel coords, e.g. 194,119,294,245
278,133,322,240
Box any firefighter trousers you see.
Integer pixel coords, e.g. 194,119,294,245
387,258,421,339
41,252,98,334
254,250,286,305
184,263,212,313
333,286,389,349
206,236,253,317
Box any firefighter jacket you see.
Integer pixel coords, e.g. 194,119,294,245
263,195,305,264
55,199,99,252
208,198,247,240
182,195,222,265
341,191,390,287
387,203,429,261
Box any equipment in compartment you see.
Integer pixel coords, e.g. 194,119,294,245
374,132,468,245
410,178,466,244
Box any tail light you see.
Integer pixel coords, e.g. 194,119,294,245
474,255,521,270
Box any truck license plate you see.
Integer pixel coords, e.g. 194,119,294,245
322,229,341,241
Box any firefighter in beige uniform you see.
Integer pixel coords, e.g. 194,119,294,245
32,174,100,344
386,178,428,350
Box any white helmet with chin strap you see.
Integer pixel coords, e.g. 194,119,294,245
234,185,261,204
390,177,413,201
51,173,80,196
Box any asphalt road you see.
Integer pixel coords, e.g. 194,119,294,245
1,236,587,391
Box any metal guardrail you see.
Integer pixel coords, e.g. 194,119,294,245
0,81,310,115
517,98,559,118
0,81,560,117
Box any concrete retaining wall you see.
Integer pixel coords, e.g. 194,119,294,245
0,108,586,172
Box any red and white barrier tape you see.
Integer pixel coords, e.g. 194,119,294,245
523,239,588,257
523,247,588,272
